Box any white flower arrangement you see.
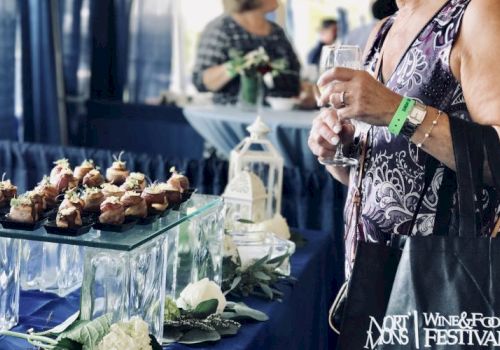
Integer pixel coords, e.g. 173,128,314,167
97,317,152,350
177,278,227,314
248,214,291,240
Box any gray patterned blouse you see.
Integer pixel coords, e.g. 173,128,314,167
192,15,301,105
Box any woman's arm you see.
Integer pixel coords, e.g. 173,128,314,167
200,64,235,92
317,0,500,182
192,21,233,93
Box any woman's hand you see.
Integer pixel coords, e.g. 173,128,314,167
317,67,403,126
308,108,355,161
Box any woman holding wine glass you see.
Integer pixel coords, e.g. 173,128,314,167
308,0,500,276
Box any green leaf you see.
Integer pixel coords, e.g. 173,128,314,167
150,334,163,350
259,283,274,300
254,271,271,281
36,311,80,336
178,329,221,344
224,276,242,295
162,327,184,343
251,255,270,268
57,313,112,349
236,219,254,224
267,253,289,266
192,299,219,319
215,323,240,336
223,302,268,321
233,303,269,321
52,338,82,350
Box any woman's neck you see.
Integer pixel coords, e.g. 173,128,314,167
232,11,271,36
396,0,425,11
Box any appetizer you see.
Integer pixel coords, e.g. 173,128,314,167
8,195,37,223
141,184,168,214
34,176,59,208
106,151,129,185
74,159,95,183
27,190,47,217
59,190,84,214
49,158,70,184
120,172,147,192
121,191,147,218
52,168,78,193
101,183,125,199
56,207,82,228
158,182,182,206
167,167,190,193
82,187,105,212
99,197,125,225
0,173,18,202
82,169,105,188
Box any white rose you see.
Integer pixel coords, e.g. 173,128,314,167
97,317,152,350
223,234,239,263
177,278,227,314
248,214,291,240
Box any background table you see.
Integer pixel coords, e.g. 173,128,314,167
0,229,343,350
184,105,320,171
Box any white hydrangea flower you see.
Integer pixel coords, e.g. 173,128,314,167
97,317,152,350
223,234,239,263
177,278,227,314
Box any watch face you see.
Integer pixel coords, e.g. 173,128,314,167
409,104,427,124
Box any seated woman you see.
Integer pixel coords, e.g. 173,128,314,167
192,0,301,105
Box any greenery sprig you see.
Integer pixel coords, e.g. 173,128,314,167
222,253,296,301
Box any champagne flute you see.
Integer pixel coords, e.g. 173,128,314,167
317,45,362,167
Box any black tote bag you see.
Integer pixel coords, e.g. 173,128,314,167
337,118,500,350
336,148,441,350
376,119,500,350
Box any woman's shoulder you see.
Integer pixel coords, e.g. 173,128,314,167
202,15,235,35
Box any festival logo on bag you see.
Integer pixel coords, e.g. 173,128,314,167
364,312,500,349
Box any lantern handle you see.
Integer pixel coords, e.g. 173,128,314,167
247,116,270,139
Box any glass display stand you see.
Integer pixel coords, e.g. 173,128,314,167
0,194,224,341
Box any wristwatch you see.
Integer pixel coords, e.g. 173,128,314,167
400,101,428,139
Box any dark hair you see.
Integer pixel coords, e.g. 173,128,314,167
372,0,398,20
223,0,262,13
321,18,338,30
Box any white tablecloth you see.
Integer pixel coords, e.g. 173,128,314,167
183,105,320,170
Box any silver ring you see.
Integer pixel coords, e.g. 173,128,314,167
340,91,346,107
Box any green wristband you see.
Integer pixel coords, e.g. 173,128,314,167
388,97,416,135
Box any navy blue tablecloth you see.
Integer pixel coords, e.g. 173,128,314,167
0,229,341,350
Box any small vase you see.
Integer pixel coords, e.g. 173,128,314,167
238,74,264,112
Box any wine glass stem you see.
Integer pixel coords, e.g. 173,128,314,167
335,144,344,160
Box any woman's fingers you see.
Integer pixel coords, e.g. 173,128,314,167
317,67,355,89
318,81,349,107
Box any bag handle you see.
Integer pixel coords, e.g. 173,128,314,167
483,127,500,237
483,127,500,192
450,117,484,237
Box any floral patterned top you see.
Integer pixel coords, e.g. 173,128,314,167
343,0,498,277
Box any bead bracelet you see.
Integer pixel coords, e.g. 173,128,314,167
416,110,443,148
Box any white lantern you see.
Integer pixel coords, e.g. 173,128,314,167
228,116,284,220
223,171,267,226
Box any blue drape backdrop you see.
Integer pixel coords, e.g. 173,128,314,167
124,0,173,102
21,0,62,144
0,1,19,141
